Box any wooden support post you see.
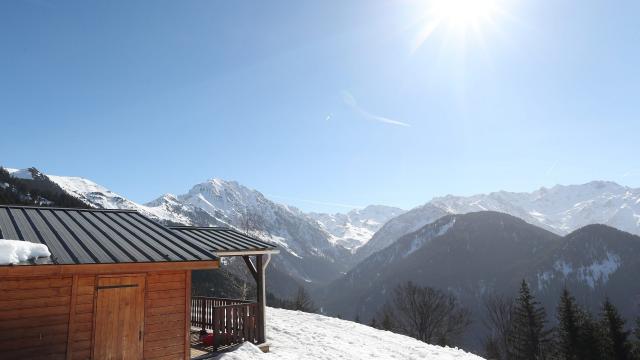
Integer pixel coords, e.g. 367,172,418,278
243,255,259,283
255,253,272,348
256,254,265,344
185,270,192,359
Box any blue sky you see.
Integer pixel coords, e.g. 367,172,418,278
1,0,639,213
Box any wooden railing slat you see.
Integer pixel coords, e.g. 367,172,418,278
191,296,258,345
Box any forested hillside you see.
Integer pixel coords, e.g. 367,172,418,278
0,167,89,208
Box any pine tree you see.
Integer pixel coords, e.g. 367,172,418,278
291,285,317,313
556,288,581,360
484,336,503,360
380,303,395,331
577,313,604,360
509,280,552,360
633,317,640,360
369,317,378,329
600,298,632,360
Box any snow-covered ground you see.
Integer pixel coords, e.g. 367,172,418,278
212,308,484,360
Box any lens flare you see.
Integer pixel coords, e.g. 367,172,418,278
411,0,507,52
431,0,500,28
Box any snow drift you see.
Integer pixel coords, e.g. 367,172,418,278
213,307,484,360
0,239,50,265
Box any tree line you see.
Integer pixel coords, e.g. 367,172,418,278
267,285,318,313
482,280,640,360
362,280,640,360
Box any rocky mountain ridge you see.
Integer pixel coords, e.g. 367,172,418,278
355,181,640,262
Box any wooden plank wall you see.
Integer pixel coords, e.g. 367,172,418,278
0,270,190,360
0,276,73,360
144,271,188,360
66,275,96,360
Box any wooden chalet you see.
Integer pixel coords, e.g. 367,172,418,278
0,205,278,360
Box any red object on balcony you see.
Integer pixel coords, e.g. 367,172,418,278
201,331,233,347
201,334,215,347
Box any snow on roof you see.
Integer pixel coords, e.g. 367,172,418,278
0,239,51,265
211,307,485,360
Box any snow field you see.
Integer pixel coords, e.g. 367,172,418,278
214,307,485,360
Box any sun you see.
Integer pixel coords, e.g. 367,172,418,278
430,0,501,28
411,0,506,52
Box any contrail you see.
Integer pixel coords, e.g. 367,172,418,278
341,91,410,127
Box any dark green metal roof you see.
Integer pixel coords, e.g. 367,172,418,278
0,205,219,265
170,226,278,255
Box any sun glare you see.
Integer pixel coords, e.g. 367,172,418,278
431,0,500,28
412,0,506,52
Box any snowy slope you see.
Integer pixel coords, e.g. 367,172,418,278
5,168,35,180
357,181,640,261
47,175,200,225
307,205,405,251
48,175,141,210
212,307,484,360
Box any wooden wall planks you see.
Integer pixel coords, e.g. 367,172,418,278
0,276,73,360
0,269,192,360
144,271,188,360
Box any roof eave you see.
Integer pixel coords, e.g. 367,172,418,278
214,249,280,257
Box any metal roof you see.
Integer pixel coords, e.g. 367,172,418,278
170,226,279,256
0,205,219,265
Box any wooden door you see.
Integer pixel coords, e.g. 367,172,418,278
93,275,145,360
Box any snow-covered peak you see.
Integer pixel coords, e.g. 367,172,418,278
427,181,639,235
145,193,180,207
5,167,38,180
44,170,346,284
307,205,405,251
176,178,283,229
347,205,406,224
181,178,267,215
47,175,201,225
48,175,140,210
358,181,640,260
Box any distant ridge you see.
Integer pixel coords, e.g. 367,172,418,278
356,180,640,262
320,211,640,349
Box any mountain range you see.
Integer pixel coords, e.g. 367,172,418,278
10,168,352,296
2,166,640,316
307,205,405,251
320,211,640,349
355,181,640,262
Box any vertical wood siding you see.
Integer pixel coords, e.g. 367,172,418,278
67,275,96,360
144,271,188,360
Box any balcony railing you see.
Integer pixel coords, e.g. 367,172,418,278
191,296,259,348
